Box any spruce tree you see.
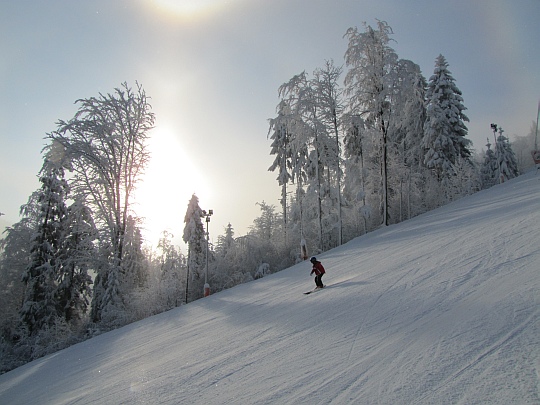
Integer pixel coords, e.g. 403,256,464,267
20,160,69,335
423,54,472,182
495,127,520,181
481,139,498,188
182,194,206,302
216,223,235,257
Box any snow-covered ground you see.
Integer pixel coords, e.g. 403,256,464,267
1,172,539,404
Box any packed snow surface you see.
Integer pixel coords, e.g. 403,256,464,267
1,172,539,404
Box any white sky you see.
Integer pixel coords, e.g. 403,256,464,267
1,0,539,248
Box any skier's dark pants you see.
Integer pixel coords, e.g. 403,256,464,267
315,274,324,288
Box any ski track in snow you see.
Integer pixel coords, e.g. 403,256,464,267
0,172,539,404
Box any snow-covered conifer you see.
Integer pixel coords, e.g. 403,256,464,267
494,127,519,181
183,194,206,302
481,139,498,188
216,223,235,257
20,159,69,335
423,54,472,182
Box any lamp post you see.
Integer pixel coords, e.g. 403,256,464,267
535,100,539,151
202,209,213,297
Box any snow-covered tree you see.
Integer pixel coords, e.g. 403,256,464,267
312,60,344,247
343,20,399,226
275,72,322,250
343,116,371,236
386,59,427,222
448,157,481,199
20,159,69,335
215,223,235,258
55,199,96,324
494,127,519,182
211,224,251,292
275,64,345,251
268,101,293,245
156,231,185,309
480,139,498,189
511,121,537,173
0,194,41,340
48,82,154,324
250,201,278,242
122,215,147,291
423,55,472,183
183,194,206,302
391,59,427,168
245,202,282,270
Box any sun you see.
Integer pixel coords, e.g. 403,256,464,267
135,126,209,247
146,0,236,21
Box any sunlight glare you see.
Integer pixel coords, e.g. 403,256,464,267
136,126,209,247
147,0,235,21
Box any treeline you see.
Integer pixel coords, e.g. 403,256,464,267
0,21,535,374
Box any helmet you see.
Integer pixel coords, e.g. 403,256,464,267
310,257,317,263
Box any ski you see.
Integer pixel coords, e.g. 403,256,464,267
303,286,325,295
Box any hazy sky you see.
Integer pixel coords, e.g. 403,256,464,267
1,0,539,248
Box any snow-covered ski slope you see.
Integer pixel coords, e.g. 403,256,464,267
1,172,539,404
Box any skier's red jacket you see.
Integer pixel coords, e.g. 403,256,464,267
310,261,326,276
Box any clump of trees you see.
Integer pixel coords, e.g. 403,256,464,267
267,20,523,256
0,83,155,371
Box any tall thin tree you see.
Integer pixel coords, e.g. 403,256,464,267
313,60,344,246
344,20,398,226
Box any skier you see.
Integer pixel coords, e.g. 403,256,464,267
310,257,325,289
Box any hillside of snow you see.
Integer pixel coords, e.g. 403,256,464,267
0,172,539,404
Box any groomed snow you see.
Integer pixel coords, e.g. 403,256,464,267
1,172,539,404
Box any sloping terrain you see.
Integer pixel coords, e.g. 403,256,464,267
1,172,539,404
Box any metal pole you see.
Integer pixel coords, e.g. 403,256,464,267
203,209,212,297
185,250,190,304
205,218,209,285
535,100,539,151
